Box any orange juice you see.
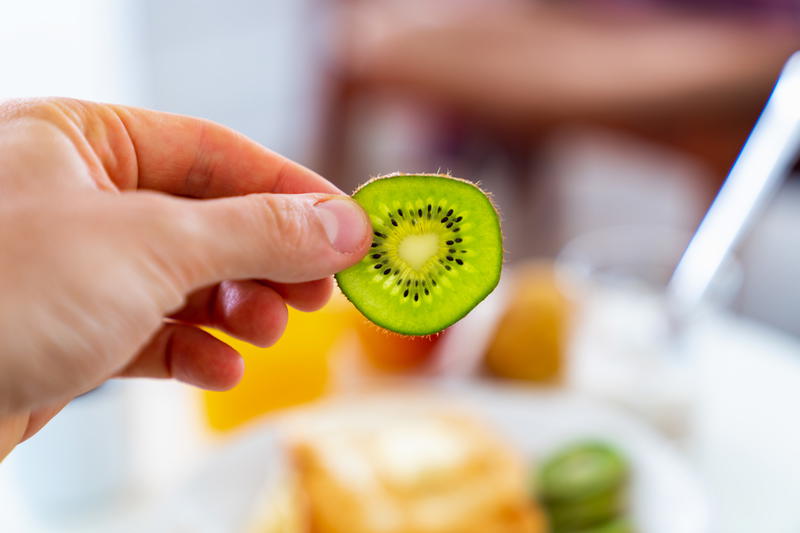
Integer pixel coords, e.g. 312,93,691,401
201,295,351,432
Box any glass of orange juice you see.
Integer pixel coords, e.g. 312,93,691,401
200,294,351,432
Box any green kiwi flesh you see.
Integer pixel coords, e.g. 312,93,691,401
553,517,635,533
335,173,503,335
538,441,629,503
538,441,632,532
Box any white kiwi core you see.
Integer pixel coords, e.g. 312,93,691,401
397,233,439,270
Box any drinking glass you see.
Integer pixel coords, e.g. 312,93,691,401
556,225,741,439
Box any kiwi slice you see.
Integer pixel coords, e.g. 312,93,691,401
553,517,636,533
547,489,626,531
552,517,636,533
538,441,629,503
335,173,503,336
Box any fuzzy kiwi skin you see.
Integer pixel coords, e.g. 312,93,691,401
335,172,504,336
354,172,498,203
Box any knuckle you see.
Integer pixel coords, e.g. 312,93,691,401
252,195,309,249
0,97,79,124
246,194,330,281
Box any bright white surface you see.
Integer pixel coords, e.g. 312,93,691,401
0,380,209,533
688,314,800,533
0,0,146,105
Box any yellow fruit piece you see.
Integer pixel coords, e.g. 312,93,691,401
201,294,351,432
485,262,569,384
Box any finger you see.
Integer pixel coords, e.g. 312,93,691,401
171,280,289,347
107,103,343,197
21,400,69,442
4,98,343,197
266,277,335,312
0,412,28,460
131,191,371,289
121,324,244,391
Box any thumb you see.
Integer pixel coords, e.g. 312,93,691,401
142,192,372,289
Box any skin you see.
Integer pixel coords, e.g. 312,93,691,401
0,98,372,460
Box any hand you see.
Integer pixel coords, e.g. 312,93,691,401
0,98,371,458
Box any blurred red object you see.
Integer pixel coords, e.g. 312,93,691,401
317,0,800,198
354,320,445,373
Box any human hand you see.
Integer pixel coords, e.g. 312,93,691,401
0,98,371,457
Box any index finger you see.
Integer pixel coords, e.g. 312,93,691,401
106,103,342,197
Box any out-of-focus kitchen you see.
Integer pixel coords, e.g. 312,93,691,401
2,1,800,532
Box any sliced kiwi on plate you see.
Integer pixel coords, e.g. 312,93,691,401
538,441,629,503
335,173,503,336
547,489,626,531
553,517,635,533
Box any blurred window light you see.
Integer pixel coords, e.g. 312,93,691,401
0,0,146,105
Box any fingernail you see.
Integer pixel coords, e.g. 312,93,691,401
314,197,370,253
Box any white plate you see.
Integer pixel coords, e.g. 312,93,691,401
154,382,709,533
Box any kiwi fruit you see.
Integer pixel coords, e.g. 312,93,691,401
538,441,633,533
335,173,503,336
547,489,626,531
538,441,629,503
553,517,635,533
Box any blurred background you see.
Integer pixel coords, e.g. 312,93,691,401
2,1,800,532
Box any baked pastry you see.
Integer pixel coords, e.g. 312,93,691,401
284,405,545,533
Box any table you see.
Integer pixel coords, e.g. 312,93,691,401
689,314,800,533
2,311,800,533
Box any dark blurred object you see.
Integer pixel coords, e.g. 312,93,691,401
316,0,800,254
